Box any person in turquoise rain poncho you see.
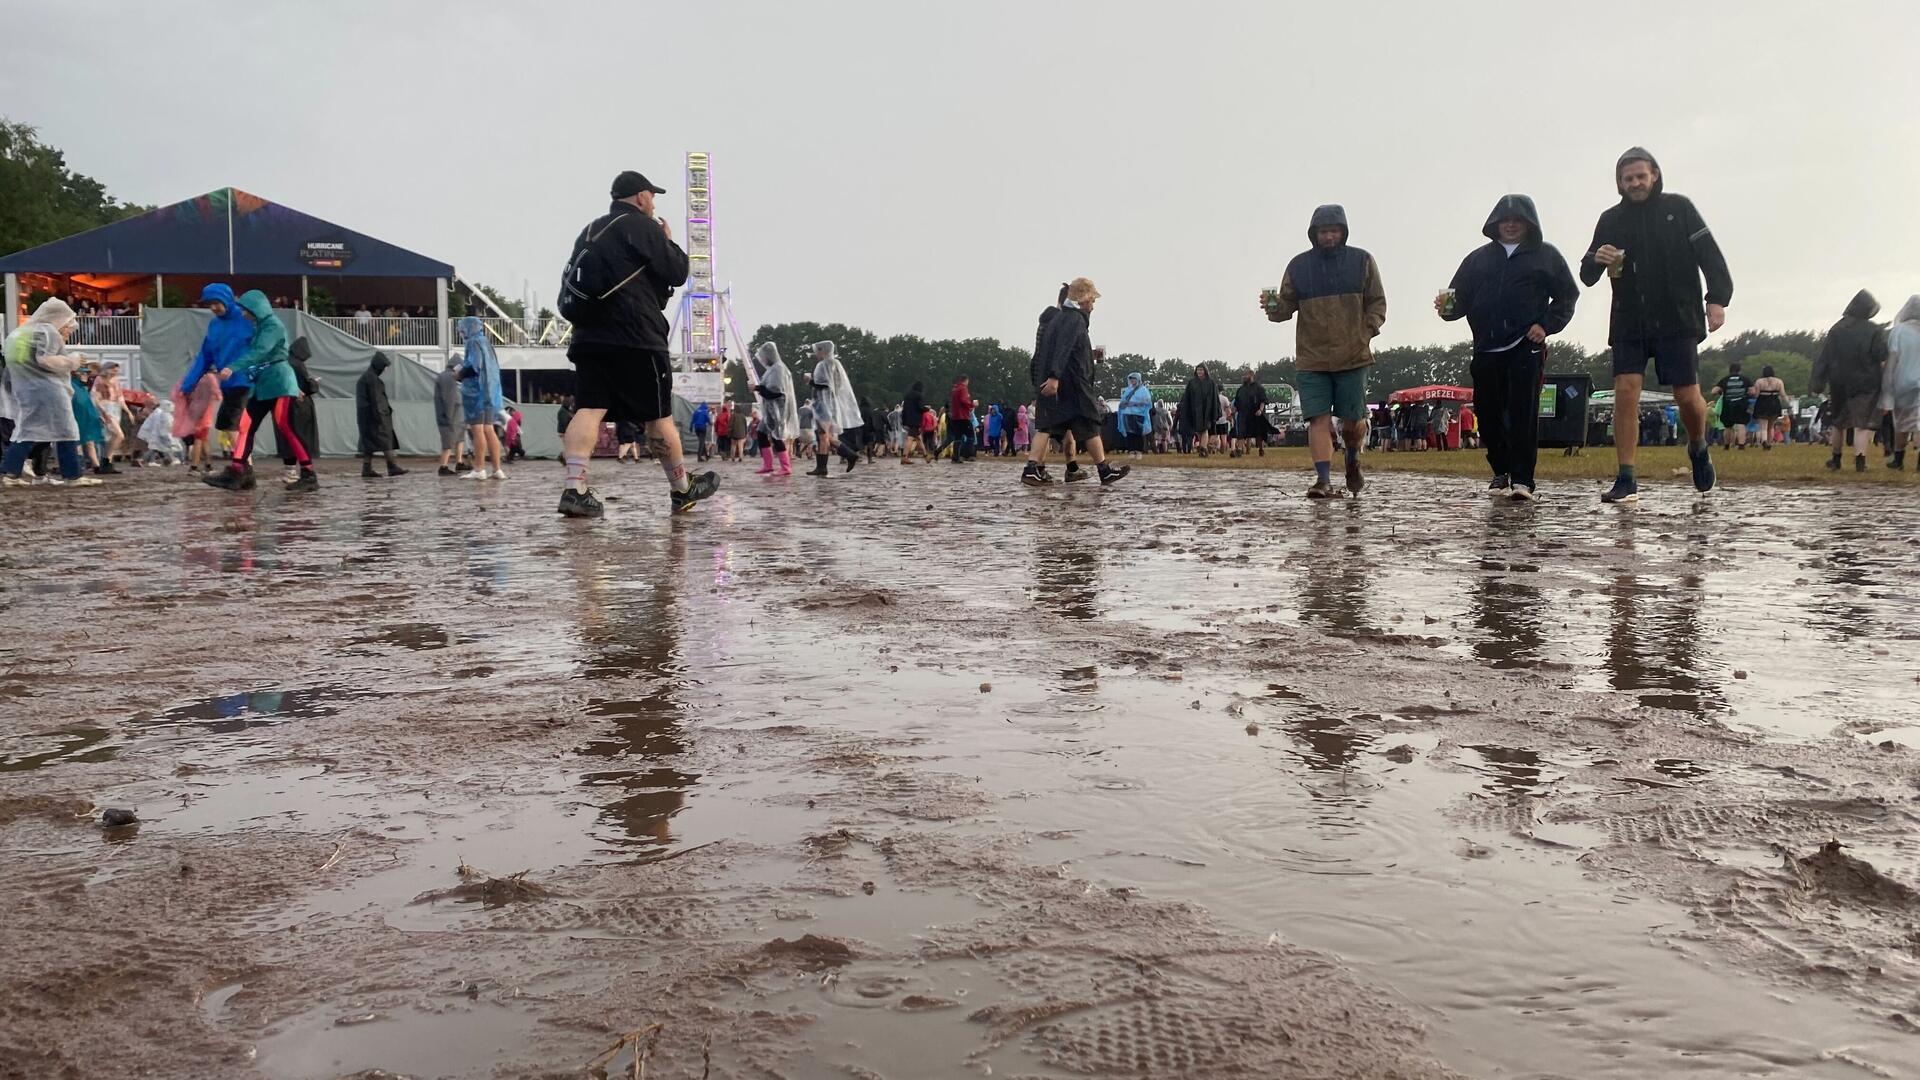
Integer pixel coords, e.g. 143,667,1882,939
70,365,106,470
457,316,506,480
203,291,317,492
178,283,257,444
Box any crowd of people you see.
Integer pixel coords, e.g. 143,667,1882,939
8,151,1920,508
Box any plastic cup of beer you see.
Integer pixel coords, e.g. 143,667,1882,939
1441,289,1458,316
1607,249,1625,279
1260,287,1278,311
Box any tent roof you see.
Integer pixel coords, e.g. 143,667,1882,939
0,188,453,278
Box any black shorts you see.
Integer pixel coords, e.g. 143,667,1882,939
1045,417,1098,444
569,343,673,424
214,387,251,432
1720,402,1751,426
1612,335,1699,388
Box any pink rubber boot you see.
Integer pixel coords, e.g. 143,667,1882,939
776,449,793,476
757,446,775,474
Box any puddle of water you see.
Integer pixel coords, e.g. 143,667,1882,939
344,622,458,651
139,685,379,734
253,1001,539,1080
0,725,118,772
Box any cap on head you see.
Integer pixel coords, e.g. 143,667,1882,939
1067,277,1100,303
611,170,668,199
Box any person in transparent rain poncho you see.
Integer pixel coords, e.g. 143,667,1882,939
1,299,102,487
137,397,184,465
750,342,800,476
806,340,864,476
1882,295,1920,470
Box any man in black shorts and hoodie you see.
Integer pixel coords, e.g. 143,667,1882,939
557,169,719,518
1580,147,1734,504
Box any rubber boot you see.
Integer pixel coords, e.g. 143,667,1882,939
810,452,829,477
757,446,775,474
777,450,793,476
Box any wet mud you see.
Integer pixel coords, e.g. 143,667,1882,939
3,461,1918,1078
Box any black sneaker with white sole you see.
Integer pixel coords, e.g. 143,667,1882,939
1063,463,1090,483
670,471,721,513
557,486,604,519
1097,462,1130,485
1487,475,1510,495
1600,476,1639,504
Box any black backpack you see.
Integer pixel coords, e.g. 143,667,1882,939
557,213,645,323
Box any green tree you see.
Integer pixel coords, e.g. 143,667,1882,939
0,118,149,257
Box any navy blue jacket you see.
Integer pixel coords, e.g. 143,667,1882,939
1443,195,1579,352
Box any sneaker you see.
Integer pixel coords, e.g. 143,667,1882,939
1508,484,1538,502
65,476,105,487
1063,463,1090,483
95,463,120,476
203,466,240,490
557,486,604,519
492,469,509,481
234,466,257,491
1688,443,1715,492
387,464,408,477
1020,463,1048,488
1,475,31,488
1305,479,1341,499
438,466,457,476
285,469,318,492
670,471,720,514
1344,456,1365,495
464,468,492,481
454,462,474,473
362,464,379,478
282,466,300,483
1487,475,1511,495
1097,462,1130,486
1600,476,1639,504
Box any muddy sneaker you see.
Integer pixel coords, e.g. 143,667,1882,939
670,470,720,514
1097,462,1130,485
1688,443,1715,493
1509,484,1537,502
557,486,603,519
1,475,31,488
1600,476,1639,504
1063,463,1090,483
1305,479,1340,499
286,469,319,492
64,476,105,487
1020,463,1048,487
1487,475,1510,495
1344,457,1365,495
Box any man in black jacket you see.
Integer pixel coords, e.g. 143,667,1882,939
1580,148,1734,503
1438,194,1578,502
556,169,718,518
1035,277,1129,487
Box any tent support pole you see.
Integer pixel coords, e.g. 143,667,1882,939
153,274,164,308
3,273,18,334
515,369,523,403
435,277,449,362
301,275,309,311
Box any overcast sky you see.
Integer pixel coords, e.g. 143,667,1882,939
6,0,1915,363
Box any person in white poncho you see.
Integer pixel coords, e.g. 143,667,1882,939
137,398,184,465
750,342,800,476
806,340,863,476
1882,295,1920,470
1,299,102,487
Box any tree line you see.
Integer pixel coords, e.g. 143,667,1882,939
0,119,150,258
744,319,1829,412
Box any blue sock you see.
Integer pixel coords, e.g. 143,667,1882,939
1618,464,1635,482
1315,461,1332,485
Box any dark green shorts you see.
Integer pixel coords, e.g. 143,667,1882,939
1298,368,1368,422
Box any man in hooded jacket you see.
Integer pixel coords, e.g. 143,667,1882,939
1810,289,1889,472
1580,147,1734,503
1232,370,1270,457
1179,366,1223,455
1438,194,1579,501
178,283,255,447
1022,284,1086,485
1262,205,1387,497
356,352,405,478
1036,277,1129,486
435,353,468,475
204,291,316,492
282,336,322,483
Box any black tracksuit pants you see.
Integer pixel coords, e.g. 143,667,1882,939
1471,341,1544,488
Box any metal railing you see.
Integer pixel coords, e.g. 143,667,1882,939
455,315,571,348
317,316,442,347
68,315,141,347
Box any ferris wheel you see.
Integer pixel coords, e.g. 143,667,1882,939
671,152,750,377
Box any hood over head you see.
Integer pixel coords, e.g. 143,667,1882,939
369,351,392,374
26,297,77,330
1308,204,1349,247
199,283,241,315
289,336,311,362
1615,146,1664,197
1896,294,1920,325
457,316,485,342
1127,372,1142,384
812,340,837,361
1481,194,1543,245
1844,289,1880,320
236,290,274,321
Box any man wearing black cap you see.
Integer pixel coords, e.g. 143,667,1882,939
1580,148,1734,504
556,170,718,518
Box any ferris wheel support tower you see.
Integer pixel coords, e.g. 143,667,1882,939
669,152,750,382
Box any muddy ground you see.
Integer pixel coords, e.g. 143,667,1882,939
2,458,1917,1079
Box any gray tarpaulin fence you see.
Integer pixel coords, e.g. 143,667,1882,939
137,308,561,458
